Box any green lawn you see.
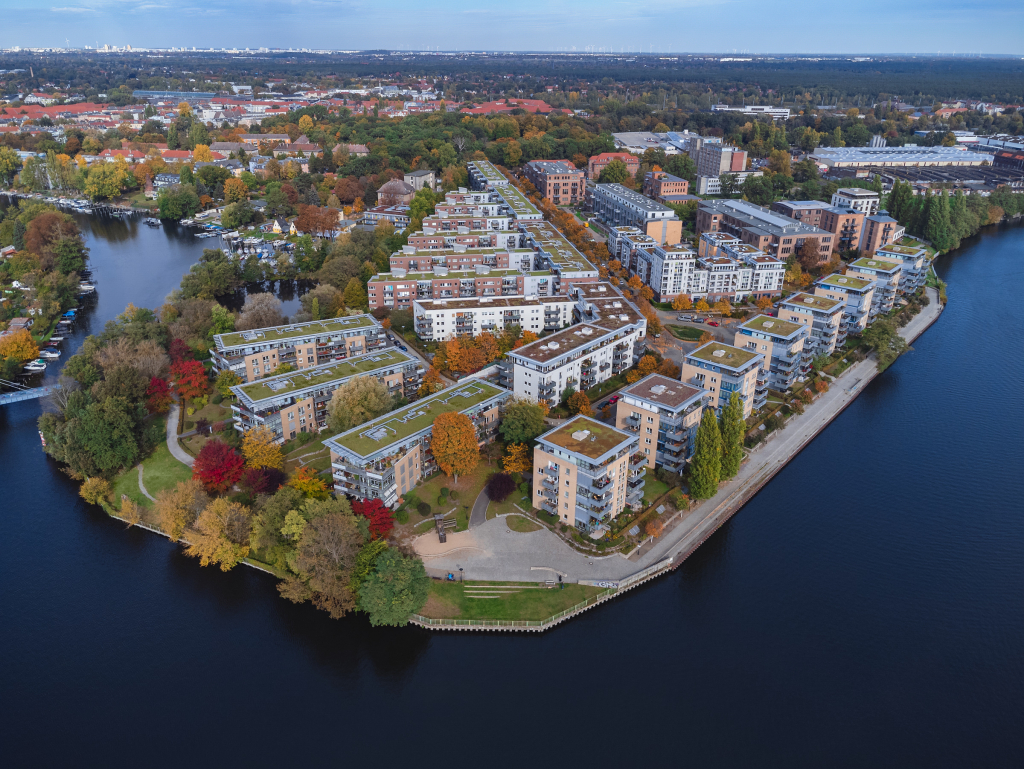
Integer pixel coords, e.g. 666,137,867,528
415,463,497,532
506,515,541,533
668,324,706,341
486,493,530,520
640,477,670,508
421,580,606,621
111,440,193,522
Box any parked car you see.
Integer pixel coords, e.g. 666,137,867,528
707,321,720,327
397,344,408,352
676,315,689,321
597,401,609,410
608,395,620,404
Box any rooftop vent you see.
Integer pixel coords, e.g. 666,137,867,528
868,260,877,266
581,328,593,336
651,385,667,395
763,321,774,328
803,297,815,304
713,350,726,358
539,344,549,350
620,314,630,321
838,277,848,283
571,429,591,441
548,342,560,349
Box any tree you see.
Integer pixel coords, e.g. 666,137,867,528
79,477,111,506
503,443,533,474
0,328,38,364
431,412,479,483
640,285,655,303
799,237,822,271
767,149,791,177
288,466,330,500
145,376,173,413
171,359,207,401
358,549,429,627
719,173,738,197
498,398,545,445
214,369,241,398
235,292,283,331
278,511,365,619
567,390,593,417
598,158,631,185
713,299,733,316
241,425,284,470
417,367,445,398
223,177,247,203
343,277,367,310
192,439,245,494
756,296,774,311
157,184,200,220
627,275,642,291
0,145,20,184
327,376,392,433
688,408,722,499
637,355,658,378
352,497,395,540
645,519,664,538
155,478,210,541
657,359,681,378
486,472,516,502
699,330,714,345
862,319,909,371
672,294,692,312
719,392,745,480
184,498,252,571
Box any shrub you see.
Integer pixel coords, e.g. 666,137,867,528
448,489,458,502
417,502,432,517
184,420,195,431
79,477,112,506
212,392,223,404
486,472,516,502
439,487,449,499
437,495,446,507
395,508,410,524
518,482,529,496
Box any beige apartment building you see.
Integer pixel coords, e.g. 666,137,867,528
814,274,876,334
776,292,846,356
614,374,709,475
682,341,765,418
845,256,903,319
734,314,810,391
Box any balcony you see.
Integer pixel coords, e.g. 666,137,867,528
591,475,612,490
629,453,646,468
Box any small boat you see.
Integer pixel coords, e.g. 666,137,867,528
79,283,95,292
39,349,61,359
48,336,64,343
145,218,161,227
23,359,47,373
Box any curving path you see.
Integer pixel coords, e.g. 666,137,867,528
468,487,490,529
166,403,194,467
137,464,156,502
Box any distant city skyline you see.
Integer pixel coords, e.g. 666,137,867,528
0,0,1021,55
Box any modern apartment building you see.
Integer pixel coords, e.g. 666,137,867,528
734,315,809,391
388,244,532,273
875,243,928,294
524,160,586,204
368,266,546,310
642,170,689,198
696,170,763,196
468,159,509,189
608,227,660,275
771,200,827,228
614,374,709,474
324,380,511,506
682,341,766,417
819,206,866,254
697,144,748,178
859,213,906,255
494,184,544,220
845,256,903,317
711,104,791,121
831,188,880,215
412,295,575,341
591,183,682,245
688,233,786,301
696,199,835,262
406,229,521,251
212,316,385,383
777,292,846,356
230,349,421,442
814,273,876,334
518,221,600,293
588,152,639,180
533,416,645,530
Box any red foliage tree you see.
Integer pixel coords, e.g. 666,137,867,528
192,439,245,494
169,338,193,363
352,498,395,540
241,466,285,494
171,359,208,401
145,376,173,414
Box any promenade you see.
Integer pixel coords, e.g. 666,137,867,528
415,289,943,584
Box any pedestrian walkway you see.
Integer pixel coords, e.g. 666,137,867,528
166,403,194,467
137,464,156,502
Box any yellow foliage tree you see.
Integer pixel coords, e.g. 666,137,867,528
627,275,642,291
714,299,733,316
756,296,774,311
695,299,710,313
288,467,330,500
0,328,39,363
672,294,693,312
418,367,445,398
177,102,193,118
640,285,654,302
503,443,533,474
241,425,284,470
184,498,252,572
193,144,214,163
637,355,658,378
79,477,111,506
626,370,641,384
566,390,593,417
431,412,479,483
223,177,248,203
121,498,141,528
699,331,714,345
298,114,314,132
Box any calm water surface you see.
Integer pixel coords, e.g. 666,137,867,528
2,213,1023,767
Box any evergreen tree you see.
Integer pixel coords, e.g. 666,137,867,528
926,190,953,252
305,186,321,206
13,219,26,251
719,392,745,480
688,408,722,500
167,124,178,150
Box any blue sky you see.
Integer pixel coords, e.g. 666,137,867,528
0,0,1021,54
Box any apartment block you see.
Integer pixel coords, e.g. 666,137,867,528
388,244,533,273
519,221,599,294
533,416,645,530
777,292,846,356
591,183,682,245
697,144,748,178
524,160,586,204
689,233,786,300
771,200,827,228
212,316,385,383
859,213,906,255
875,243,928,294
831,188,880,215
325,380,511,506
413,295,575,341
407,229,521,251
368,266,541,310
588,152,640,180
696,170,763,196
734,315,810,391
468,159,509,189
420,211,512,232
495,184,545,221
609,227,659,275
814,273,876,334
711,104,791,121
636,242,698,301
696,199,835,262
845,256,902,318
614,374,709,475
682,341,766,417
642,170,689,198
230,349,422,442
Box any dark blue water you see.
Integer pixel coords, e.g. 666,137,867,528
2,218,1023,768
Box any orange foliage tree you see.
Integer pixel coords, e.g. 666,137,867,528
566,390,593,417
430,412,479,483
288,467,330,500
0,328,39,363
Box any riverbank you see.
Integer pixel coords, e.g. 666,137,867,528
411,287,944,631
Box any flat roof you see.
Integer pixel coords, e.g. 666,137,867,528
415,296,560,311
819,273,873,291
510,323,611,363
595,183,675,213
371,268,523,281
699,199,831,238
217,315,378,350
468,159,505,182
520,221,596,272
622,374,705,410
539,416,634,461
780,292,843,312
688,341,760,370
849,256,901,273
325,380,507,458
496,185,543,218
234,349,415,405
877,244,927,256
739,314,804,338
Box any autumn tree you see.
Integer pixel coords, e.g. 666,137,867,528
357,548,430,627
214,369,241,398
193,144,214,163
640,285,655,303
223,177,248,203
417,367,445,398
241,425,284,470
719,392,745,480
637,355,658,378
498,398,545,445
79,477,111,506
236,292,283,331
431,412,479,483
146,376,173,414
0,328,38,363
672,294,693,312
278,510,365,619
756,296,774,311
713,299,733,316
120,497,142,528
503,442,533,474
688,408,722,500
343,277,367,310
288,466,331,500
566,390,593,417
645,519,664,538
155,478,210,541
657,359,681,378
171,359,208,401
695,299,710,313
476,331,500,364
184,498,252,571
192,439,245,494
698,330,714,345
352,497,395,540
798,237,822,271
627,275,642,291
327,375,392,433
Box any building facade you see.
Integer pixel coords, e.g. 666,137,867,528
696,144,748,178
814,274,876,334
682,341,766,417
776,292,846,357
696,199,835,262
875,243,928,294
734,315,809,392
591,183,682,245
859,213,906,255
845,256,903,318
819,206,866,254
588,152,640,180
412,295,575,341
614,374,709,474
643,171,689,198
524,160,586,204
831,188,880,215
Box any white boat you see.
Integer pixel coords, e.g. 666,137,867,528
48,336,64,342
39,349,61,360
23,359,47,373
79,283,96,292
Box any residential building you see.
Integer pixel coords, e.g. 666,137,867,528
608,227,659,275
697,144,748,179
819,206,866,254
367,266,540,310
711,104,791,121
771,200,827,228
777,292,846,356
230,349,422,442
814,274,876,334
533,416,645,530
845,256,903,317
495,184,544,220
412,295,575,341
591,183,682,245
875,243,928,294
519,221,599,294
696,199,835,262
643,170,689,198
635,242,697,301
859,213,906,255
407,229,521,251
523,160,585,204
588,152,640,180
376,178,416,205
404,169,436,191
682,341,766,417
614,374,709,474
690,233,786,300
831,188,880,215
211,316,385,382
325,381,510,506
734,315,810,391
468,159,509,189
362,205,411,230
388,244,531,273
696,170,763,196
811,146,990,169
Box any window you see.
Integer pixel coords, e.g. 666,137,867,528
645,438,652,444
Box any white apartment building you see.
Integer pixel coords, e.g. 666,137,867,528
830,188,880,216
875,243,928,294
696,170,763,196
412,295,575,341
845,256,903,318
711,104,791,121
591,183,682,244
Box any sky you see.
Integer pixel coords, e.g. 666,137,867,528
0,0,1021,55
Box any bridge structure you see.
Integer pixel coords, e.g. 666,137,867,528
0,379,57,406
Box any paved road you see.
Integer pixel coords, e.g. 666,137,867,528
469,487,490,529
166,403,194,467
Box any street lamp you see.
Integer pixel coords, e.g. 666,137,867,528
458,567,464,583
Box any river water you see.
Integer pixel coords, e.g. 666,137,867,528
2,214,1023,767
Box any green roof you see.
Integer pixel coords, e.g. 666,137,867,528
819,274,872,291
469,160,505,181
234,349,415,405
497,185,542,217
877,244,926,256
740,314,803,338
325,380,506,458
370,268,523,281
688,341,760,370
849,257,901,273
781,293,842,311
539,416,634,461
217,315,378,349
